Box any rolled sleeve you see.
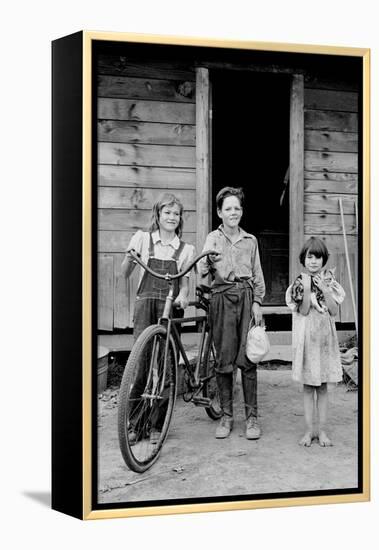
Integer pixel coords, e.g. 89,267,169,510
251,241,265,304
199,235,215,278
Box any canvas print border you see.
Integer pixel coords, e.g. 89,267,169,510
52,30,370,520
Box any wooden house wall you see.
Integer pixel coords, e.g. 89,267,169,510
304,78,359,322
97,55,197,330
97,54,359,330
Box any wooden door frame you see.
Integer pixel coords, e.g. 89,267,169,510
196,68,305,290
289,74,305,283
195,67,211,254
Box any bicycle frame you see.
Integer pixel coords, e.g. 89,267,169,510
127,248,218,401
153,281,210,398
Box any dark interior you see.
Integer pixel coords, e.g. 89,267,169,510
211,70,291,305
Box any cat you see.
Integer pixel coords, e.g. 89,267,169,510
291,267,338,313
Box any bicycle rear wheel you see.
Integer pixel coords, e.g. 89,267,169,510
118,325,177,472
202,332,222,420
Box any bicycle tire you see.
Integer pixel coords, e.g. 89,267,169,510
202,332,222,420
118,324,177,473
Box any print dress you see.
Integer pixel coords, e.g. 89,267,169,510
285,274,345,386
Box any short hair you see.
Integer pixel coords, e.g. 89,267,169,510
149,193,184,237
216,187,244,210
299,236,329,267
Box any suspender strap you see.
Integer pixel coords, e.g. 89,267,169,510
148,233,155,257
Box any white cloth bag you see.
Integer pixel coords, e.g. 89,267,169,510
246,323,270,363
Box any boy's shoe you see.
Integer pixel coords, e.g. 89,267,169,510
215,415,234,439
149,430,161,445
245,417,261,440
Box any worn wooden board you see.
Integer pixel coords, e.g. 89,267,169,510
99,142,196,168
97,55,195,80
127,269,139,329
304,75,360,92
304,178,358,195
304,88,358,112
98,255,114,331
98,208,197,231
98,75,195,102
112,254,129,329
336,251,357,324
304,234,357,255
305,130,358,153
98,120,195,146
304,213,357,235
305,151,358,173
99,230,196,253
304,170,358,183
98,165,196,189
98,187,196,210
98,98,196,124
304,193,357,214
305,109,358,132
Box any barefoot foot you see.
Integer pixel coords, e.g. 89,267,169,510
318,430,333,447
298,431,312,447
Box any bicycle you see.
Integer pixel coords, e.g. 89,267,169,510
118,249,221,473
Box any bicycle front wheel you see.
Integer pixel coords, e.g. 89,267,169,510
118,325,177,473
202,332,222,420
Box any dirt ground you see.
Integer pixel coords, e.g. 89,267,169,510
97,367,358,505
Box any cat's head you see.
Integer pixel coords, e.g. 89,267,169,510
322,267,336,285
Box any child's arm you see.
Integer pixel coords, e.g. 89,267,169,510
120,253,136,279
119,231,143,279
250,239,265,325
175,277,190,309
313,274,339,316
198,233,219,282
298,274,311,315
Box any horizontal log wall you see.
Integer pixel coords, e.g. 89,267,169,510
98,55,197,330
304,81,359,323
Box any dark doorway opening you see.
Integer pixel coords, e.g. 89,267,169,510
211,70,291,305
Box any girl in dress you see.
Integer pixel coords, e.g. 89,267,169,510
285,237,345,447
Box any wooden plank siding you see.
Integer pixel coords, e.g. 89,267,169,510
97,55,197,330
304,85,358,323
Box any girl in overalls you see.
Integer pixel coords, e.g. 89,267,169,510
120,193,195,443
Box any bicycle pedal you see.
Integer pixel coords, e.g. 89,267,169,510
191,396,212,407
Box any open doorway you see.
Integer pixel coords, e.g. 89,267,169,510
211,70,291,305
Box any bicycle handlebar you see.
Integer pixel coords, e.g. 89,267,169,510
127,249,220,281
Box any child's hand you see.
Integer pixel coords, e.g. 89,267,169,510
313,274,328,293
301,273,311,289
174,291,189,310
251,302,262,326
208,252,221,263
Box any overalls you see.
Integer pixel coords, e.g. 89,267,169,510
131,233,185,432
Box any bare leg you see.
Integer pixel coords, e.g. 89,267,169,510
299,384,314,446
316,383,332,446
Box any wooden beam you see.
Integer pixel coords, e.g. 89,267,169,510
98,98,196,124
196,67,211,255
289,74,304,282
98,75,195,102
98,165,196,189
